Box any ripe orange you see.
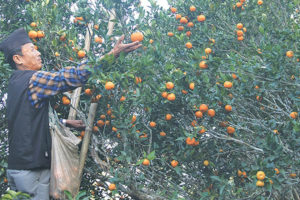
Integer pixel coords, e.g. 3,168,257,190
62,96,70,105
203,160,209,166
120,96,126,102
187,22,194,27
80,131,85,137
175,14,182,20
112,127,117,132
237,170,242,177
205,48,212,55
95,36,102,44
167,32,174,37
28,30,38,39
186,137,195,145
167,93,176,101
237,36,244,41
135,76,142,84
286,51,294,58
199,61,207,69
257,0,263,5
37,31,45,38
236,30,243,37
209,38,215,44
225,105,232,112
224,81,233,88
160,131,166,136
55,52,60,57
274,168,280,174
256,180,264,187
256,171,266,180
180,17,188,24
290,173,297,178
236,23,243,29
149,39,154,44
290,112,298,119
93,126,99,132
170,7,177,13
227,126,235,134
149,121,156,127
177,26,184,31
100,115,106,119
199,126,206,134
236,2,242,7
108,183,116,191
76,16,84,21
190,6,196,12
161,91,168,98
207,109,215,117
131,115,137,123
166,82,174,90
142,158,150,166
232,73,237,79
131,32,144,42
171,160,178,167
85,88,92,96
94,24,99,30
182,89,188,94
165,114,172,121
190,120,197,127
105,81,115,90
186,31,191,37
78,50,86,58
189,82,195,90
195,111,203,118
199,104,209,112
197,15,206,22
30,22,37,27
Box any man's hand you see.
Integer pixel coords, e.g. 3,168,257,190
66,120,85,130
109,35,142,57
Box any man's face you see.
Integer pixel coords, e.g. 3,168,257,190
19,43,42,70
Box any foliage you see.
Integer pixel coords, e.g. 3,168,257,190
0,0,299,199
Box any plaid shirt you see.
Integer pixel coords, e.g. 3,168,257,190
28,65,91,108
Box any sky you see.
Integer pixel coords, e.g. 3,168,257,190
140,0,169,10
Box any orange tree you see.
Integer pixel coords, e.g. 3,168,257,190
1,0,300,199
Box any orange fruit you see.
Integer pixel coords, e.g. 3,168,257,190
237,36,244,41
177,26,184,31
131,32,144,42
55,52,60,57
286,51,294,58
187,22,194,27
237,170,243,177
112,127,117,132
105,81,115,90
203,160,209,166
199,104,208,112
142,158,150,166
175,14,182,20
290,112,298,119
256,180,264,187
28,30,38,39
242,171,247,178
236,2,242,7
80,131,85,137
165,114,172,121
171,160,178,167
274,168,280,174
120,96,126,102
85,88,93,96
227,126,235,134
290,173,297,178
186,137,195,145
198,126,206,134
207,109,215,117
167,93,176,101
161,91,168,99
190,120,197,127
37,31,45,38
149,121,156,127
95,36,102,44
78,50,86,58
95,94,102,101
107,109,112,116
197,15,206,22
257,0,263,5
62,97,70,105
236,30,243,37
131,115,137,123
94,24,99,30
186,31,191,37
189,82,195,90
30,22,37,27
256,171,266,180
225,105,232,112
108,183,116,191
100,115,106,119
76,16,84,21
160,131,166,136
182,89,188,94
180,17,188,24
149,39,154,44
93,126,99,132
190,6,196,12
202,56,207,59
167,32,174,37
243,27,247,32
236,23,243,29
205,48,212,55
224,81,233,88
170,7,177,13
166,82,174,90
209,38,215,44
199,61,207,69
232,73,237,79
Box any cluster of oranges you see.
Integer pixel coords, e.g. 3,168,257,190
236,23,246,41
28,22,45,48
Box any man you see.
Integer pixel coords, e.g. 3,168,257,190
0,28,141,199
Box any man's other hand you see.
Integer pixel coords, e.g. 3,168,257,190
109,35,142,57
66,120,85,129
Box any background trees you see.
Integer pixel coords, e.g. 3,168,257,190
0,0,299,199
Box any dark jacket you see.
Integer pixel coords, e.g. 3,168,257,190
7,70,51,170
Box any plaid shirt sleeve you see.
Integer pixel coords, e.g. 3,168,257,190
28,65,91,108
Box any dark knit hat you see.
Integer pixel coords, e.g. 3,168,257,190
0,28,32,59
